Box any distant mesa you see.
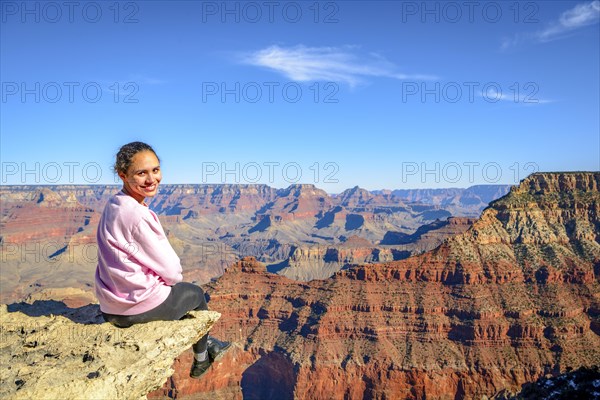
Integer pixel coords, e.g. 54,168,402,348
340,235,373,247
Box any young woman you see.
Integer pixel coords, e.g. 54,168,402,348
94,141,230,379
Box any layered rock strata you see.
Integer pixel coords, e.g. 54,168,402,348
149,172,600,399
1,184,492,303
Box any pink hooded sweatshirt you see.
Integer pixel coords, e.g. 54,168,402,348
94,189,183,315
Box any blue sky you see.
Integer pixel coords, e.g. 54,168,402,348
1,0,599,193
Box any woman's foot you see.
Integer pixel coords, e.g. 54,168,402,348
190,357,212,379
207,337,232,362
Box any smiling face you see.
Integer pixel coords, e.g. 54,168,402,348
118,150,162,204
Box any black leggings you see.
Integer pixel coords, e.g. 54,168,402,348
102,282,209,353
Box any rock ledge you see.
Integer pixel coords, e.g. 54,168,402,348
0,303,220,400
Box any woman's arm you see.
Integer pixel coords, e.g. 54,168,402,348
130,216,183,285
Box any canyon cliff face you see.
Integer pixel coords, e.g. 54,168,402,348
148,172,600,399
0,184,488,303
275,217,475,281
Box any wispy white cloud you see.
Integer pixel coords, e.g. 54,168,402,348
537,0,600,42
500,33,527,51
240,45,436,86
482,87,555,105
501,1,599,49
127,75,166,85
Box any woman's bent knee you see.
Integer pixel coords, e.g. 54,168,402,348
172,282,208,311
